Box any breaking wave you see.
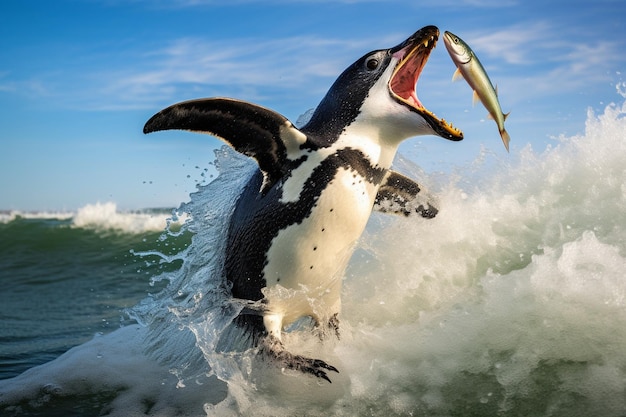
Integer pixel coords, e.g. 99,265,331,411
1,202,182,234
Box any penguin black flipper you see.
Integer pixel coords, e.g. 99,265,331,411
374,170,439,218
144,98,307,192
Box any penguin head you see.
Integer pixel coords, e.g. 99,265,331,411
302,25,463,147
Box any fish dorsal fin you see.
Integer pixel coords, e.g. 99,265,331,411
452,67,464,82
144,98,308,192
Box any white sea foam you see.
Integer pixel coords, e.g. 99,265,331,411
1,93,626,416
0,202,185,234
0,210,74,224
71,202,177,233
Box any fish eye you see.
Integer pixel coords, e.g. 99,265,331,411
366,58,379,70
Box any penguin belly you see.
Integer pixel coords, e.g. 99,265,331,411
262,167,377,331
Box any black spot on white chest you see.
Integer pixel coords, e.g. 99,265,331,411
264,166,377,289
224,148,386,301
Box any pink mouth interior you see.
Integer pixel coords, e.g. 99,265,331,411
390,47,427,110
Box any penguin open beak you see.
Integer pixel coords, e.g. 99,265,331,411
389,26,463,141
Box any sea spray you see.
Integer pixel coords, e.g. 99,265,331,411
333,96,626,416
127,146,260,389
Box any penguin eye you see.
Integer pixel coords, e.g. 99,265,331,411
366,58,379,70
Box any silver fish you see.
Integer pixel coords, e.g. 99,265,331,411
444,31,511,151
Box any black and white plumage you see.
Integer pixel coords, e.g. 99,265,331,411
144,25,463,383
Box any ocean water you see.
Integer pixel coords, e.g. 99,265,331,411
1,89,626,416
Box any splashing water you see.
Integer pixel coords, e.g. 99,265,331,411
1,94,626,416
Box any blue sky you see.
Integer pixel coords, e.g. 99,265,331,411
1,0,624,211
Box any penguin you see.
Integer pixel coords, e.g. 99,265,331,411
144,25,463,383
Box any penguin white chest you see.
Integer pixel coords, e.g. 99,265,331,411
262,167,376,320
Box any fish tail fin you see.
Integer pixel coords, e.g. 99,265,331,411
500,128,511,153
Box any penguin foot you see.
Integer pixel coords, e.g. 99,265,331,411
312,313,341,341
260,337,339,383
327,313,341,340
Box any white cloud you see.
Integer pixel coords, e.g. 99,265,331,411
63,35,381,110
2,29,411,112
458,22,554,65
446,21,623,102
2,18,624,114
0,71,19,93
457,20,621,70
559,41,621,75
